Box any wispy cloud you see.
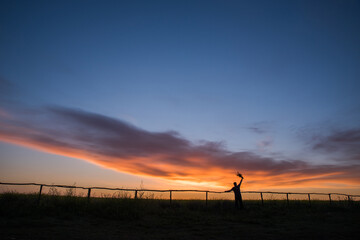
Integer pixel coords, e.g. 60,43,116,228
256,139,273,152
247,121,272,135
0,106,359,189
311,128,360,163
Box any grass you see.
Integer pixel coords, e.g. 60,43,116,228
1,191,360,239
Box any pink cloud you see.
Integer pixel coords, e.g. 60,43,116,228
1,106,360,189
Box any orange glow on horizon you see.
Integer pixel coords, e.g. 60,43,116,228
1,133,360,192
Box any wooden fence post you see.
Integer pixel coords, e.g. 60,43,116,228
206,191,208,207
87,188,91,202
329,194,332,205
308,194,311,207
169,191,172,205
286,193,289,206
260,192,264,206
348,195,351,205
38,185,43,204
134,190,138,199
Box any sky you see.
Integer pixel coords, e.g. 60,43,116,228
1,0,360,194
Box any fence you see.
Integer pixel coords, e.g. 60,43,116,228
1,182,359,206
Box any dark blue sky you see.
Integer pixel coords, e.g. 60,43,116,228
1,0,360,190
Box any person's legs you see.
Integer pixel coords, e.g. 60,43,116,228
235,197,239,209
239,194,244,209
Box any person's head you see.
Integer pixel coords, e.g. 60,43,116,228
233,182,237,186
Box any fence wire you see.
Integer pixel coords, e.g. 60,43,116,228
1,182,359,204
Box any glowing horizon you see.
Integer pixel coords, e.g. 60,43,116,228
1,106,359,192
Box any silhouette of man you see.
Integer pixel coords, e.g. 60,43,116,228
225,173,244,209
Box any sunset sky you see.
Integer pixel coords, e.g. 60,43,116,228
1,0,360,194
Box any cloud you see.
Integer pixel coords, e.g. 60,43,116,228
256,139,273,152
247,121,272,134
1,106,360,189
311,128,360,163
248,127,266,134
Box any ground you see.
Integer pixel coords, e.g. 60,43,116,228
1,194,359,239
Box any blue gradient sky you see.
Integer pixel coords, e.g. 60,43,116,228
1,0,360,192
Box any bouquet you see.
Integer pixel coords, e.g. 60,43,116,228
236,172,243,178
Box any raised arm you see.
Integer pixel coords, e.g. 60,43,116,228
236,172,244,187
238,177,243,187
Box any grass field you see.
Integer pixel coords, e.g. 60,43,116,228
1,192,359,240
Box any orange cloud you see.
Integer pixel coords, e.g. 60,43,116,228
1,106,360,190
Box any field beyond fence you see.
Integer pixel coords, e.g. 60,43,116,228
2,182,360,240
1,182,359,207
